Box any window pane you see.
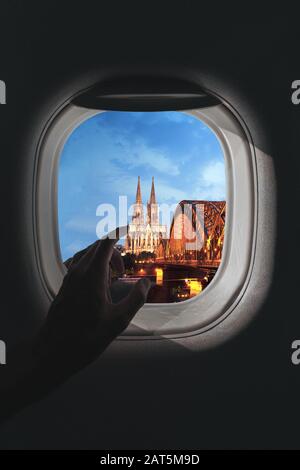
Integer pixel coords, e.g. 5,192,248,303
58,111,226,303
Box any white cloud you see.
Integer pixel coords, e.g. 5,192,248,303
154,180,188,203
65,216,98,235
195,160,226,201
111,135,180,176
164,112,195,124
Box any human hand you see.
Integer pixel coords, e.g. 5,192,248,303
34,227,151,380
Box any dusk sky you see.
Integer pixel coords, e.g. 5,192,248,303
58,111,225,260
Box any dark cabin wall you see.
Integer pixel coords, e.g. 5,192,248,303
0,2,299,449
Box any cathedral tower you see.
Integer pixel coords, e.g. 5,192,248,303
147,176,159,226
132,176,144,225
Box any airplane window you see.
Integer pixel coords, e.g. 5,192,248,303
58,111,226,303
36,96,261,338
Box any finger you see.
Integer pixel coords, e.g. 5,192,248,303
110,280,133,303
88,226,128,281
110,248,125,276
64,241,98,270
113,278,151,328
58,239,104,300
63,257,73,269
69,238,125,274
60,241,100,294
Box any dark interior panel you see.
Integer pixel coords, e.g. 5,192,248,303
0,2,298,449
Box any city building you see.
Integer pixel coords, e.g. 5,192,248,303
125,176,167,255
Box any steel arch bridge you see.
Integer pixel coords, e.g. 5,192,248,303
165,200,226,267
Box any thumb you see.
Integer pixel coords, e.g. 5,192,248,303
114,278,151,326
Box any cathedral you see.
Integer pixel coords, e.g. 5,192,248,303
125,176,167,255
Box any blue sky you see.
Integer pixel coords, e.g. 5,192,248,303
58,111,225,260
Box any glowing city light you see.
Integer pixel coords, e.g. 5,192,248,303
156,268,163,285
188,280,202,297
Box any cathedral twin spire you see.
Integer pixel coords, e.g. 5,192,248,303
149,176,156,205
135,175,142,204
126,176,167,254
135,176,156,205
133,176,158,226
